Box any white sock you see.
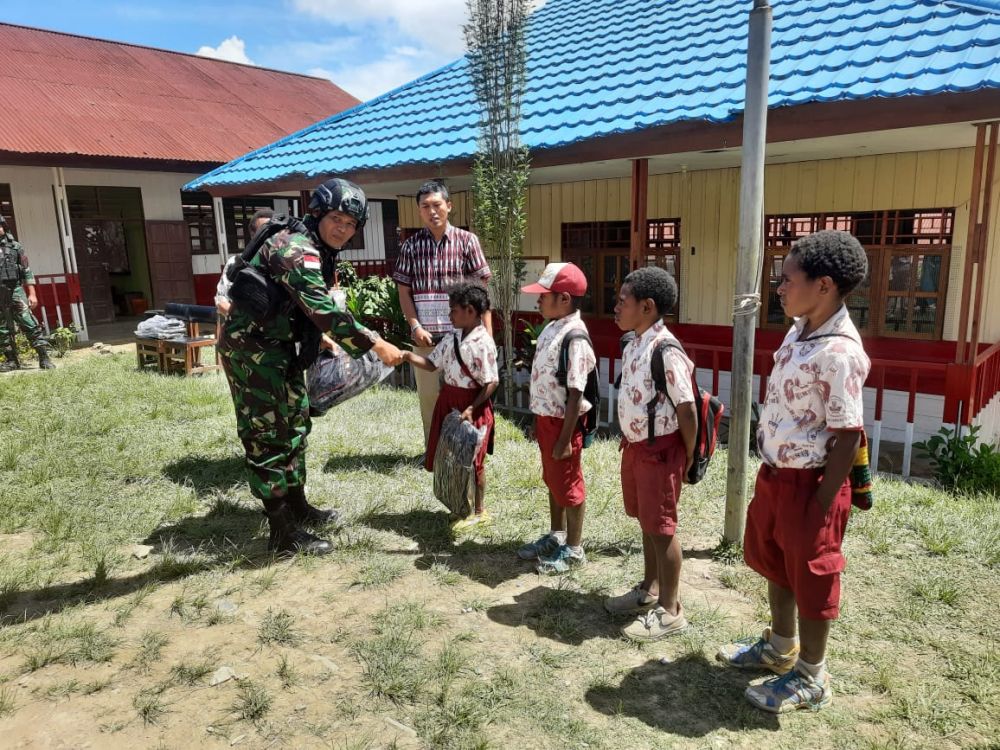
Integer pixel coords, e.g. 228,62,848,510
769,631,798,654
796,657,826,679
551,530,567,544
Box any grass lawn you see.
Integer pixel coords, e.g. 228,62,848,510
0,349,997,749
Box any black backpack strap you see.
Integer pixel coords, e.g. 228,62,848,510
452,331,482,388
802,332,859,344
556,329,599,440
614,331,636,390
227,214,308,281
556,329,593,388
648,340,689,444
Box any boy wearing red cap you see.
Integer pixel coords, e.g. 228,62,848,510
518,263,597,574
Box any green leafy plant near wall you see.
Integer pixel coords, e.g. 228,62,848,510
915,424,1000,494
49,325,79,357
340,270,407,349
0,325,79,364
514,318,548,370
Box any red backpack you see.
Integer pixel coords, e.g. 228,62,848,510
650,340,724,484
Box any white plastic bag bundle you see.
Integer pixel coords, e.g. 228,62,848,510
432,410,486,519
307,345,393,417
134,315,187,340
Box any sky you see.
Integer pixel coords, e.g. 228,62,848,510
0,0,492,101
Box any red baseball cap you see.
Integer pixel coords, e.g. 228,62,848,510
521,262,588,296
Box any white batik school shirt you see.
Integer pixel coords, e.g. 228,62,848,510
428,324,499,389
757,304,870,469
617,320,696,443
529,311,596,418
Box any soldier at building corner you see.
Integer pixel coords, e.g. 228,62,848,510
0,215,55,372
219,178,403,556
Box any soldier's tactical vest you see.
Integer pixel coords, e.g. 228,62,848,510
0,240,20,285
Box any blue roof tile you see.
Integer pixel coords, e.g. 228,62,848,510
187,0,1000,190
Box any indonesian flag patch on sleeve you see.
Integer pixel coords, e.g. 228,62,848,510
302,251,322,270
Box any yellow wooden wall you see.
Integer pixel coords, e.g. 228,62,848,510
982,163,1000,346
763,150,976,341
396,148,996,342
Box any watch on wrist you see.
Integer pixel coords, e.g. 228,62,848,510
410,322,423,333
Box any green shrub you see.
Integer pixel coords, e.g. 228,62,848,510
0,332,36,363
344,274,407,347
49,325,79,357
915,424,1000,494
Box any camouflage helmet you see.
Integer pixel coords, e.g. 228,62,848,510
309,178,368,229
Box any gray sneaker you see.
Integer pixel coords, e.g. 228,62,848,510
536,545,586,575
517,533,561,561
621,603,688,642
604,584,657,614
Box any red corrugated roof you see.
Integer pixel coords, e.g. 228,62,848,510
0,23,360,164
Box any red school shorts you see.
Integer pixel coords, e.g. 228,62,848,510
743,464,852,621
620,431,686,536
535,415,585,508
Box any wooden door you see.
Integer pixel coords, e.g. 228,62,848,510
72,220,120,324
599,253,631,316
146,221,195,308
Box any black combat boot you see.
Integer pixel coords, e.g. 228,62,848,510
262,500,332,556
36,348,55,370
285,486,341,527
0,350,18,372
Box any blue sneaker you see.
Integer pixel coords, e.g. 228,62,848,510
716,627,799,675
516,533,561,561
745,667,832,713
535,545,586,575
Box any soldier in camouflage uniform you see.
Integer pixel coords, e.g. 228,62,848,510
219,178,403,555
0,216,55,372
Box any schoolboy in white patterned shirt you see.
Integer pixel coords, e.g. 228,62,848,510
518,263,597,574
604,267,697,642
717,230,871,714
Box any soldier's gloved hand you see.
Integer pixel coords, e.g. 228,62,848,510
371,338,403,367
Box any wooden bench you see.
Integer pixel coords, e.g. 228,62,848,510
135,304,221,377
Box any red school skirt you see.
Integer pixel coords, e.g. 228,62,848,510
425,383,495,483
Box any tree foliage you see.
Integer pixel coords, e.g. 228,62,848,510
464,0,531,405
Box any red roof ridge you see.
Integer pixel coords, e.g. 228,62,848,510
0,20,336,83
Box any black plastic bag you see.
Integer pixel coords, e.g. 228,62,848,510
307,345,393,417
432,411,486,518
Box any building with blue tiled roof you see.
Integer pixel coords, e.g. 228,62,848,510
189,0,1000,469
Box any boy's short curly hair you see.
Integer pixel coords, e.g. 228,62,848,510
448,282,491,315
790,230,868,297
622,266,678,315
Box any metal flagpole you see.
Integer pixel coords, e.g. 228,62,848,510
724,0,772,544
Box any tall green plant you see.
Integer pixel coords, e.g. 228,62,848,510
464,0,531,406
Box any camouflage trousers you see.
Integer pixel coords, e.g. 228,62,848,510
0,285,48,350
219,335,311,503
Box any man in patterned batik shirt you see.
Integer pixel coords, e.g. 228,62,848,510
393,180,492,446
